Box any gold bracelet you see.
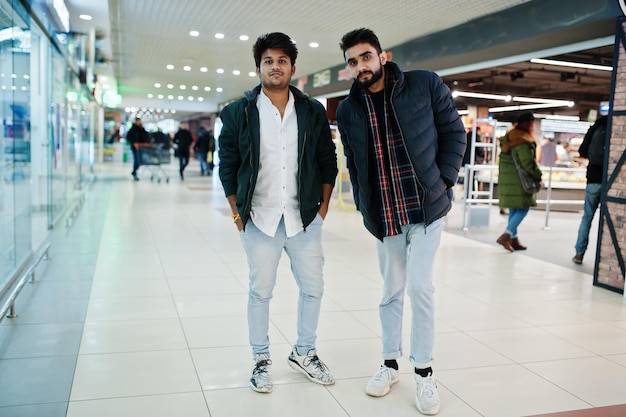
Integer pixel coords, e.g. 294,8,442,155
232,213,240,223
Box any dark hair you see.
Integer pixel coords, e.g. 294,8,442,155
253,32,298,68
339,28,382,56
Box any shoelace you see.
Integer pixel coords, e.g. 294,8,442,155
252,359,272,379
373,366,391,381
419,377,436,397
304,354,331,377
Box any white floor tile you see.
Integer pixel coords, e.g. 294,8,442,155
85,296,179,321
181,315,288,348
67,392,210,417
70,350,201,401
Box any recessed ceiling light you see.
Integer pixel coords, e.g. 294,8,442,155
180,85,186,90
79,14,92,21
309,42,319,48
216,87,223,93
178,96,184,100
200,67,208,72
167,95,174,99
192,85,199,91
216,68,224,74
198,97,204,102
183,66,191,71
204,86,211,92
171,110,176,114
239,35,249,41
157,94,163,99
248,71,256,77
166,64,174,70
189,30,199,37
233,70,240,75
154,83,161,88
167,84,174,89
188,96,194,101
215,33,225,39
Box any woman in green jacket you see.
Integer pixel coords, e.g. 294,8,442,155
496,112,543,252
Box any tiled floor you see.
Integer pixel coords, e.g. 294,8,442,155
1,161,626,417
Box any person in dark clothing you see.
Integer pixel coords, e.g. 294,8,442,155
194,126,211,175
126,118,149,180
151,129,169,149
336,28,466,415
572,115,608,264
173,122,193,179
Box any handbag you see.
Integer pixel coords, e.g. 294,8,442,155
511,151,541,194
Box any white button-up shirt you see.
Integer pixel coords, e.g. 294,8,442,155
250,89,302,237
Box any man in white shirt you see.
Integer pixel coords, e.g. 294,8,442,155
218,32,338,394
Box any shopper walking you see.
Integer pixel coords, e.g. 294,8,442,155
126,117,149,180
218,32,338,394
173,122,193,180
572,115,608,264
496,112,543,252
194,126,211,175
336,28,466,415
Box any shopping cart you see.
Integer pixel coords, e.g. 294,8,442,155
137,144,170,183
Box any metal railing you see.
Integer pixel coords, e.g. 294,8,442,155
461,164,587,230
0,242,51,323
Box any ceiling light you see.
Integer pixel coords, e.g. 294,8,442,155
167,84,173,89
189,30,199,37
216,68,224,74
240,35,249,41
79,14,92,21
309,42,319,48
147,93,153,98
453,91,511,101
178,96,184,100
200,67,208,72
513,96,574,106
180,85,186,90
183,66,191,71
192,85,198,90
166,64,174,70
171,110,176,114
215,33,225,39
530,58,612,72
489,103,573,112
204,86,211,92
154,83,161,88
457,109,469,115
216,87,223,92
188,96,194,101
249,71,257,77
534,113,580,121
198,97,204,102
157,94,163,99
233,70,240,75
167,95,174,99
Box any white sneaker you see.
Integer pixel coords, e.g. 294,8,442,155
415,373,440,415
365,365,400,397
250,353,272,393
287,346,335,385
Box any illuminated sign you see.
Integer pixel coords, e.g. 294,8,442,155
47,0,70,33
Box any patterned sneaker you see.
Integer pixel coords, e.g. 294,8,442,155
250,353,272,393
287,346,335,385
415,373,440,415
365,365,400,397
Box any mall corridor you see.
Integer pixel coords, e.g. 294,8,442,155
1,161,626,417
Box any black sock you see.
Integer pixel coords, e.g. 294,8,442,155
415,367,432,377
384,359,398,370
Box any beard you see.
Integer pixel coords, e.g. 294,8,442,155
356,66,383,90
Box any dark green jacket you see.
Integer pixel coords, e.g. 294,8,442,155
498,129,543,208
218,85,338,230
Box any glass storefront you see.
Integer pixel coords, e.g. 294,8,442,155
0,0,95,290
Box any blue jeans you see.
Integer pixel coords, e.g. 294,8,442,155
131,147,140,175
575,183,602,255
376,218,443,369
240,215,325,356
195,151,209,173
505,208,530,238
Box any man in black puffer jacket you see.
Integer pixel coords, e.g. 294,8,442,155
336,28,465,416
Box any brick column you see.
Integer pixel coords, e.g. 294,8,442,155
596,20,626,292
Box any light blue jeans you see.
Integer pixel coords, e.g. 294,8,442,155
505,208,530,238
240,215,324,356
376,218,443,369
575,183,602,255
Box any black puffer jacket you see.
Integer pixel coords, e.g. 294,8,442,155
336,61,466,240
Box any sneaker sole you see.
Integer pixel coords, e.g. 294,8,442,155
365,377,399,397
416,403,440,416
287,357,335,385
249,381,272,393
